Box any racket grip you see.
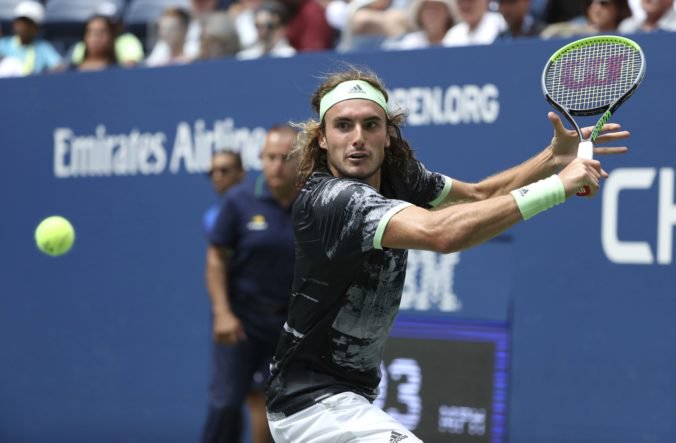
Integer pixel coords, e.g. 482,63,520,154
576,141,593,197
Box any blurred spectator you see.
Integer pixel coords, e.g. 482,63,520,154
199,11,241,59
619,0,676,32
382,0,458,50
542,0,587,24
71,2,144,67
281,0,335,51
0,1,62,76
145,7,192,67
71,14,118,71
528,0,549,21
147,0,220,63
338,0,412,50
238,2,296,58
442,0,507,46
625,0,675,20
229,0,265,51
202,150,274,443
541,0,632,38
496,0,545,39
203,150,246,257
201,125,298,443
589,0,632,30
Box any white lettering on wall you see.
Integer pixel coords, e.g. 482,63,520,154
401,251,462,312
53,118,266,178
602,167,676,265
389,84,499,126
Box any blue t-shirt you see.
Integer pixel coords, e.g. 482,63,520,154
209,174,295,338
0,37,61,74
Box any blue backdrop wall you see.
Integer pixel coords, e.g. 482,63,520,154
1,32,675,442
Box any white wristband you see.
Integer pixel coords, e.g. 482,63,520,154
510,175,566,220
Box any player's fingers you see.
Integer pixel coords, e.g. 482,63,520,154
585,122,622,135
587,159,603,172
601,122,622,132
547,112,569,137
580,124,627,139
593,146,629,155
594,130,631,144
585,178,600,198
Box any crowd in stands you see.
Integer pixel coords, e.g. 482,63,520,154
0,0,674,76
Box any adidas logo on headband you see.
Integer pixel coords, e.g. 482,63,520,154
347,84,366,94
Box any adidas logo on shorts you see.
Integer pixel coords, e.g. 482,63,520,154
389,430,409,443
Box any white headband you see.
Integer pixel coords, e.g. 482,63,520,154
319,80,389,121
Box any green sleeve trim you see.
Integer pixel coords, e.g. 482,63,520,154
428,176,453,207
373,203,412,250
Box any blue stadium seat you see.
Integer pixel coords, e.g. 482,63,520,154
123,0,189,26
44,0,126,24
0,0,24,21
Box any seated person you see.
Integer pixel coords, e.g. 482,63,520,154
238,2,296,58
70,14,119,71
0,1,62,75
383,0,458,50
70,2,144,67
145,7,193,67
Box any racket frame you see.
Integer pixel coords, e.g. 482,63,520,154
541,35,646,195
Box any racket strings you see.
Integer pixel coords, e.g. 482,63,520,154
545,42,642,111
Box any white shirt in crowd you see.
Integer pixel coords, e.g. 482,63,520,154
442,11,506,47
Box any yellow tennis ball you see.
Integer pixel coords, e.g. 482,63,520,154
35,216,75,256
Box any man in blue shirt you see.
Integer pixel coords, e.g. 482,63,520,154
201,124,298,443
203,150,246,236
0,1,61,75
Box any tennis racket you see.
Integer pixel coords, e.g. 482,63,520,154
541,35,646,196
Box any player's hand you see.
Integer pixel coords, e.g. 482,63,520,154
213,311,247,345
558,157,607,198
547,112,630,167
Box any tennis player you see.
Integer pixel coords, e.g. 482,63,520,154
264,67,629,442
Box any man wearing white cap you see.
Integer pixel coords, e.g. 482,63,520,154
0,0,61,75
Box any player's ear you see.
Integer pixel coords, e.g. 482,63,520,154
319,130,328,150
385,125,391,148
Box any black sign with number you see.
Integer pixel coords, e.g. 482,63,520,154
376,321,508,443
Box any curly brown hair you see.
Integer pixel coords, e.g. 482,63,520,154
291,66,415,187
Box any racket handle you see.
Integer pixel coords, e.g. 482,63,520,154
576,141,593,197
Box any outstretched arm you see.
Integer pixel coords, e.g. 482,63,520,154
440,112,629,205
383,157,604,252
382,113,624,253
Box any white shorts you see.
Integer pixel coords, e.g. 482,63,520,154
267,391,423,443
